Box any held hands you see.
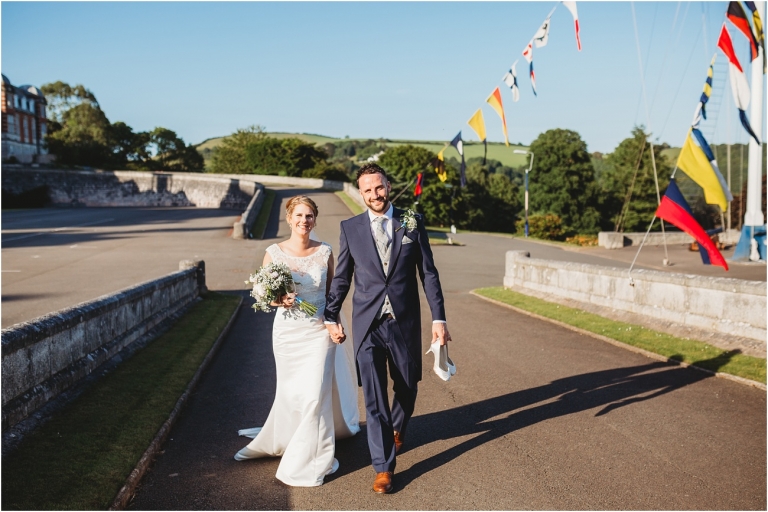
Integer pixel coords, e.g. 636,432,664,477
432,322,451,346
326,323,347,344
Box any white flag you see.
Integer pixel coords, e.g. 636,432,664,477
533,16,551,48
502,61,520,102
522,41,533,63
562,1,582,51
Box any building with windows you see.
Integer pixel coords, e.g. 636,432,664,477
2,74,52,163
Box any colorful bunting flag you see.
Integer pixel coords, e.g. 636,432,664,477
450,132,466,187
676,130,729,211
502,61,520,102
727,1,759,60
655,179,728,270
533,16,551,48
744,1,766,73
562,1,582,51
413,172,423,201
694,54,716,123
434,147,447,182
522,41,537,96
718,24,761,144
486,87,509,146
691,128,734,203
467,109,487,164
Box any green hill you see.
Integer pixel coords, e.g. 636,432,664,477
196,132,531,169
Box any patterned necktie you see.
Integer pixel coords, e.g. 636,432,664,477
373,216,391,266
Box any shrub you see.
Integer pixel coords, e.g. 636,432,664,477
516,213,564,240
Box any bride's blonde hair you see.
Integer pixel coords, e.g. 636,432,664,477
285,195,319,221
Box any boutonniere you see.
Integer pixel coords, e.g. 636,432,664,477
395,209,418,233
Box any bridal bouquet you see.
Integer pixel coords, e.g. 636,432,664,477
247,262,318,316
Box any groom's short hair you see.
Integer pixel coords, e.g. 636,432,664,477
356,163,388,184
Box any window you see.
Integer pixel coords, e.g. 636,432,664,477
7,114,16,135
22,117,28,142
14,95,19,109
28,100,34,113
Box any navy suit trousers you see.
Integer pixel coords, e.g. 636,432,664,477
357,315,418,473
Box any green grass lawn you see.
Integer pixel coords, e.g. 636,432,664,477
1,292,241,511
250,189,276,239
473,287,766,384
334,190,364,215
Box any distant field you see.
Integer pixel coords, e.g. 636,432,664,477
196,132,530,168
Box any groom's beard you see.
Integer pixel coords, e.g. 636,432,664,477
365,195,390,214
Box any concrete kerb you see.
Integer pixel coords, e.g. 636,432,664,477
109,295,244,510
470,290,766,391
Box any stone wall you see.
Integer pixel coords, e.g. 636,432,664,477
1,260,206,430
1,168,258,209
504,250,766,354
598,229,741,249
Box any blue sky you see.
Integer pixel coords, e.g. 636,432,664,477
2,1,764,153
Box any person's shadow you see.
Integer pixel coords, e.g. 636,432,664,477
333,351,740,491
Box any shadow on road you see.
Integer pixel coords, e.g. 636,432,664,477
333,351,738,492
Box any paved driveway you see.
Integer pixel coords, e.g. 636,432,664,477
123,190,766,510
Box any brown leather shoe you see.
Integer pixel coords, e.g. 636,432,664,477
393,431,404,454
373,471,393,494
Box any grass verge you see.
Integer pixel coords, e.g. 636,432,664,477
1,292,242,511
473,287,766,384
250,189,276,239
335,190,364,215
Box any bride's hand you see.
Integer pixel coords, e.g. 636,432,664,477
272,294,295,308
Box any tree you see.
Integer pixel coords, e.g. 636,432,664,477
40,81,99,124
378,145,436,185
208,126,266,174
108,121,150,166
150,127,204,172
599,126,671,232
44,101,113,167
528,129,601,235
244,136,327,176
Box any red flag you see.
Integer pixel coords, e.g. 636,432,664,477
718,23,743,72
655,179,728,270
413,172,423,200
727,1,759,60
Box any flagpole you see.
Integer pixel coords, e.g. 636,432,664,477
743,1,765,237
628,215,657,284
631,1,671,266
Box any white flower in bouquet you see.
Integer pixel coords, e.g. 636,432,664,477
247,262,318,316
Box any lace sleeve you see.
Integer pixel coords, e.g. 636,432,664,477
265,244,281,264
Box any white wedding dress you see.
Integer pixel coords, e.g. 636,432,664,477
235,242,360,487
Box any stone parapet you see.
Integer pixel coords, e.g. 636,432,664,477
504,250,766,355
1,260,206,430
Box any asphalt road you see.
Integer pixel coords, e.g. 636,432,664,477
3,193,763,329
117,190,766,510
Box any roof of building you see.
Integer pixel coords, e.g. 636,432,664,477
2,74,11,86
22,85,45,98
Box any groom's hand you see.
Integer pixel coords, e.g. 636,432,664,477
432,322,451,346
326,323,346,344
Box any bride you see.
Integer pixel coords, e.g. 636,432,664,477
234,195,359,487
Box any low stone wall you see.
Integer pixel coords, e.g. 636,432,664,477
598,229,741,249
503,251,766,354
1,260,207,430
1,168,258,209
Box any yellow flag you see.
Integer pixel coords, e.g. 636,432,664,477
434,147,447,182
486,87,509,146
677,132,727,211
467,109,486,142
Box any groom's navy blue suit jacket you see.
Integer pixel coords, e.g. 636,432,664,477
324,207,446,386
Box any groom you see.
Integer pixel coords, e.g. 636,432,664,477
325,163,450,494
